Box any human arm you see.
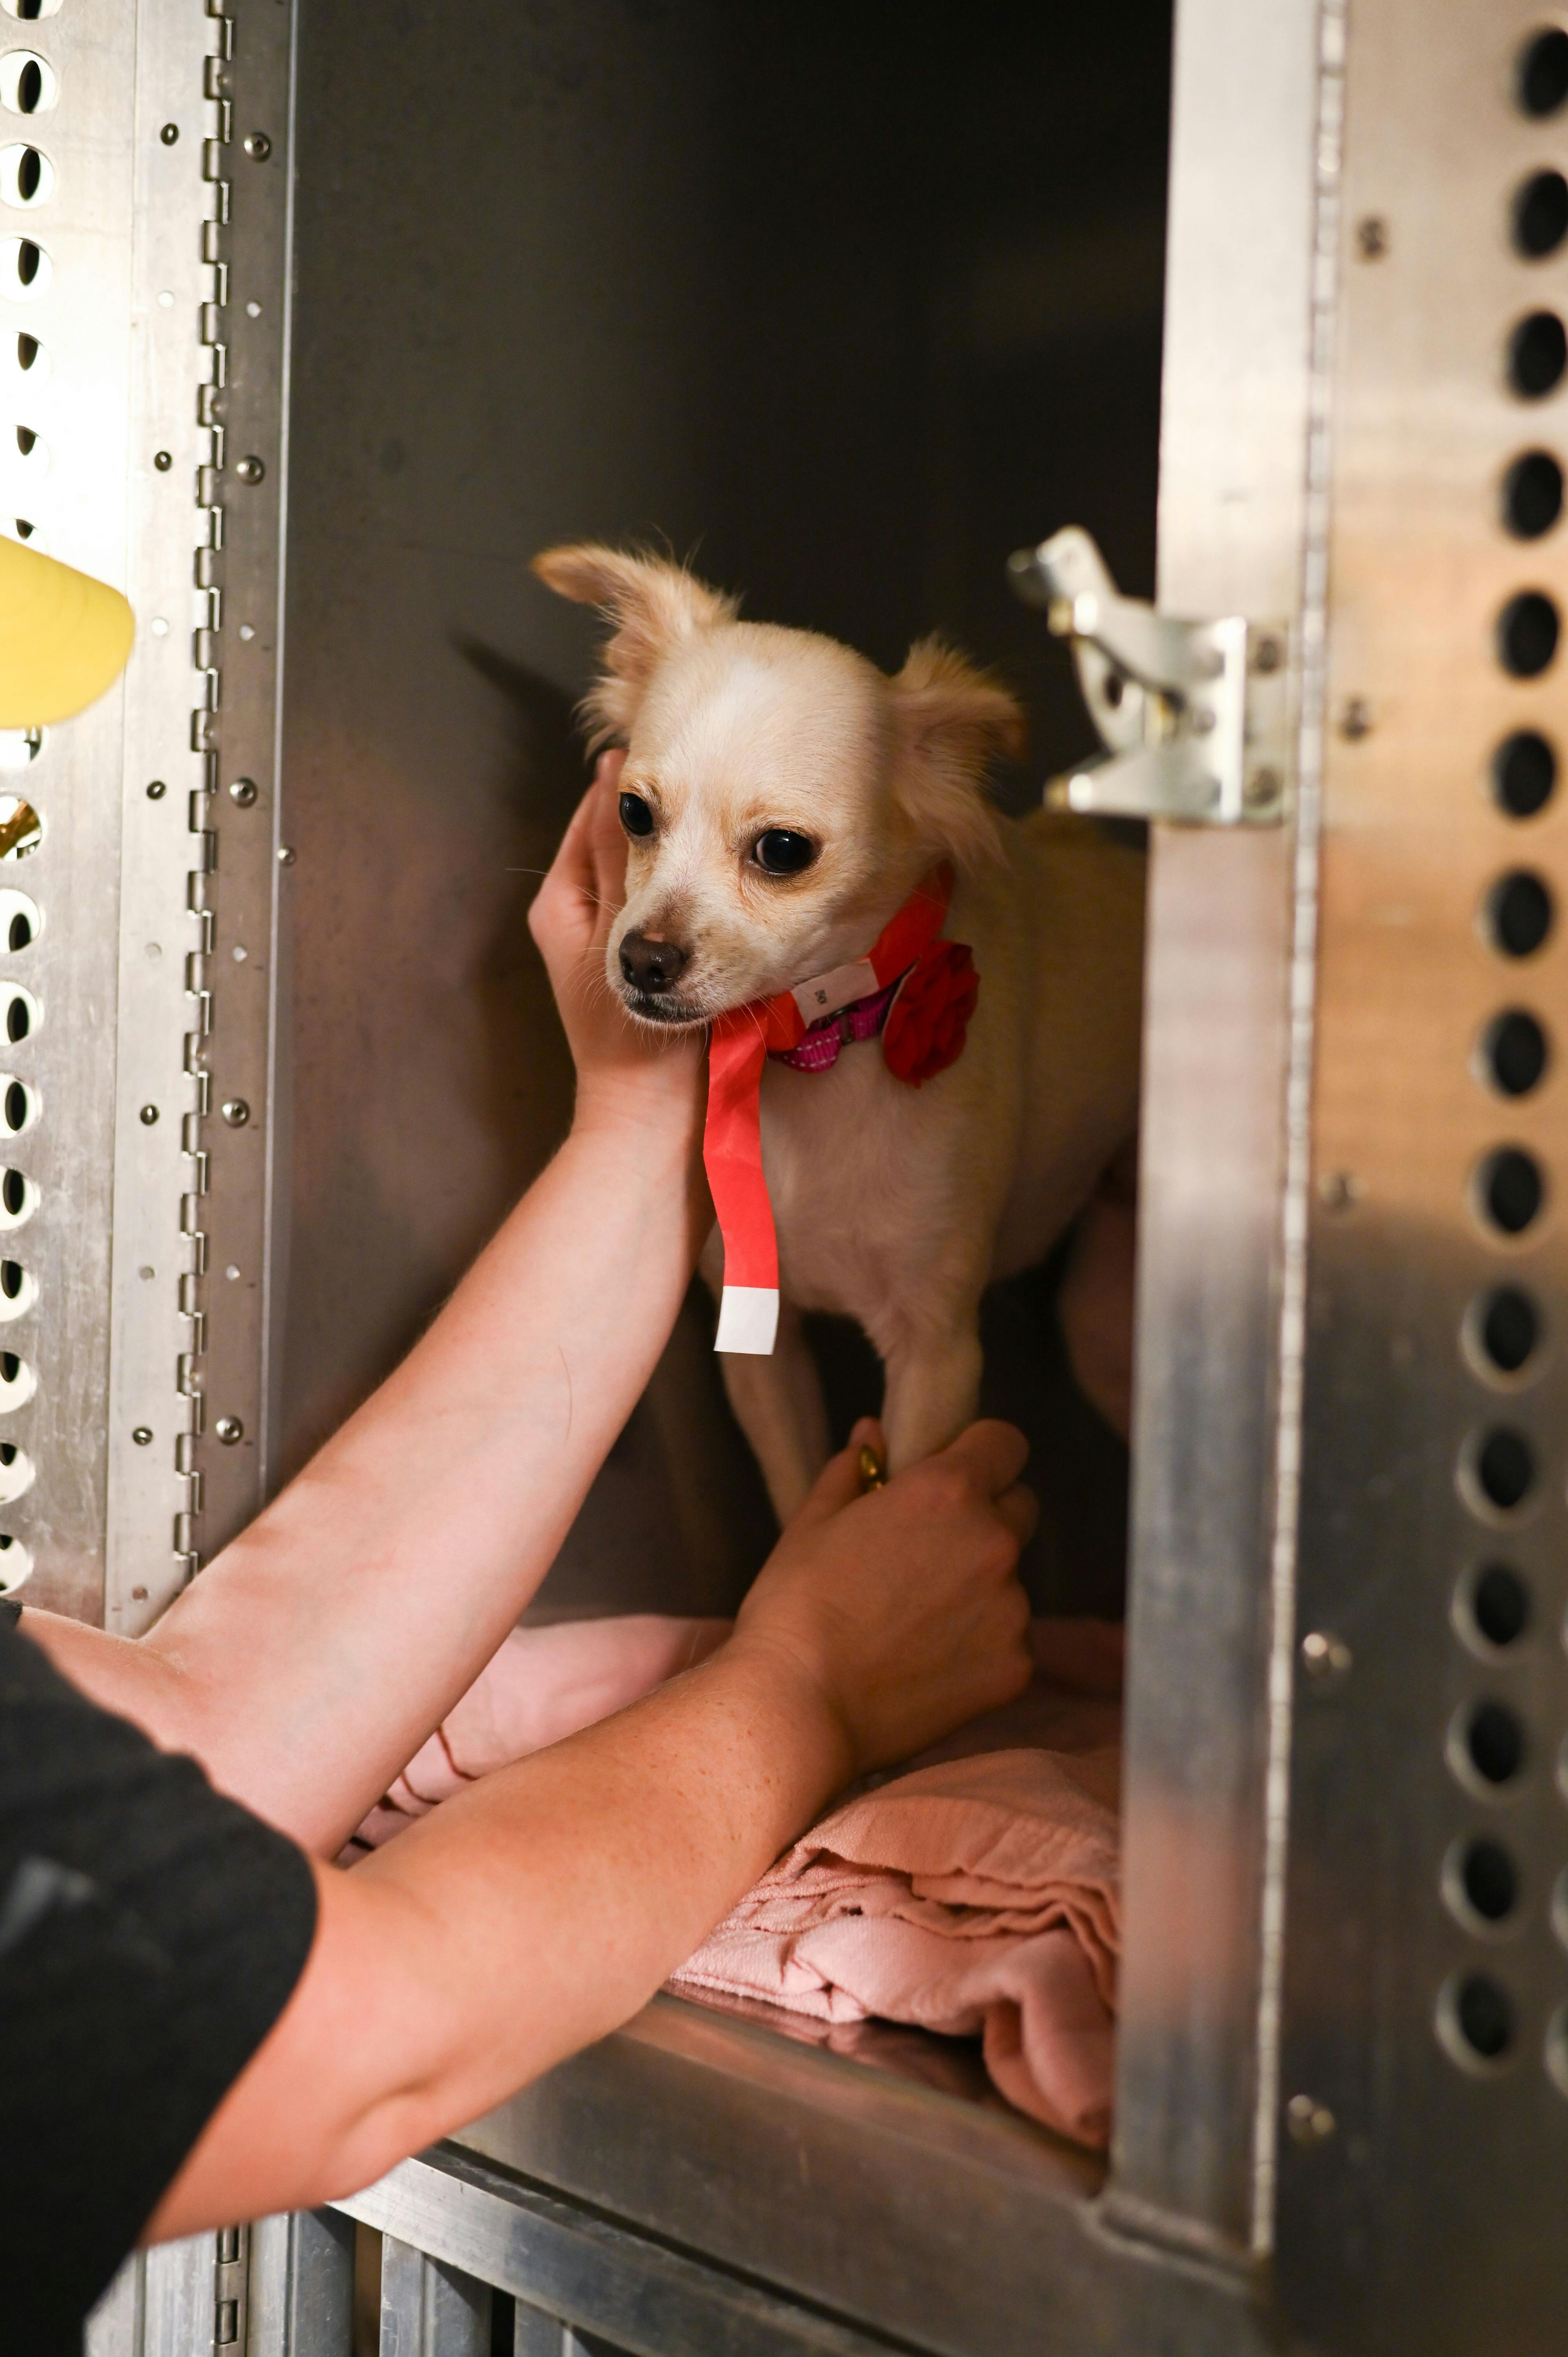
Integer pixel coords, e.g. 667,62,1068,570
27,756,713,1857
148,1418,1036,2238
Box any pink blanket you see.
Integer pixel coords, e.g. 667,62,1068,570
352,1615,1122,2148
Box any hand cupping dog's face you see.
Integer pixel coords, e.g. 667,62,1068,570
532,542,1023,1026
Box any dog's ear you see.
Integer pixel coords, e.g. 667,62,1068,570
889,638,1022,870
532,543,738,743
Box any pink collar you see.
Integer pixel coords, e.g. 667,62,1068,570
769,974,900,1072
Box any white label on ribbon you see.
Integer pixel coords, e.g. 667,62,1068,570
790,958,878,1028
714,1284,780,1356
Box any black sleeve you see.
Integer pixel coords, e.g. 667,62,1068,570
0,1610,319,2354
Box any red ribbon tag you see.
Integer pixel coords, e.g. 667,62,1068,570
702,867,977,1354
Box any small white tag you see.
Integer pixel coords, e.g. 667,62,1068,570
714,1284,780,1356
791,958,878,1028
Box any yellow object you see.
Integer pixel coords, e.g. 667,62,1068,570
0,537,136,727
856,1441,888,1494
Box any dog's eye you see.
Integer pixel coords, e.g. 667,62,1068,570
753,829,817,876
618,792,655,839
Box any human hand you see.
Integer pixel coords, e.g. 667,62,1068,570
730,1417,1036,1780
528,751,706,1137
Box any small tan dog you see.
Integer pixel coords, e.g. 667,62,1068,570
535,543,1145,1520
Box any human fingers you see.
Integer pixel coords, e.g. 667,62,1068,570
993,1479,1038,1548
926,1418,1030,1502
528,779,603,972
582,751,629,945
786,1417,887,1532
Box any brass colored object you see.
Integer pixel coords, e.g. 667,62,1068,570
856,1441,887,1494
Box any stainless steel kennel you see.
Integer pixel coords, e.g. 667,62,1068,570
9,0,1568,2348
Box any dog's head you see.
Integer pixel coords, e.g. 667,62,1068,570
532,543,1023,1027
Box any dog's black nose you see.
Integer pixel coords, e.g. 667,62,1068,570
619,932,690,993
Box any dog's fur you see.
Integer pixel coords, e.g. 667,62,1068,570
535,543,1145,1519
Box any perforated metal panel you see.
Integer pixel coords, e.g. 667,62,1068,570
0,0,292,1633
1274,4,1568,2348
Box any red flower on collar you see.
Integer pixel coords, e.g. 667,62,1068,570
881,939,980,1086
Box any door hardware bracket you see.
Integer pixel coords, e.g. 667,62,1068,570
1007,527,1291,825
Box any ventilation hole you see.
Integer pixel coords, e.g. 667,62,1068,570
3,1081,26,1136
1519,26,1568,116
1508,311,1568,399
1503,450,1564,539
14,143,39,202
4,1171,25,1220
1477,1144,1545,1235
7,998,27,1045
13,426,30,458
14,58,39,114
1470,1563,1531,1649
1514,169,1568,259
13,330,32,369
1474,1427,1536,1512
0,235,45,301
1466,1699,1528,1786
1492,729,1557,817
1461,1836,1519,1923
11,520,29,541
1455,1972,1516,2059
1478,1284,1540,1374
1487,870,1554,956
1499,590,1561,676
1481,1009,1549,1096
9,912,30,953
0,1531,31,1592
4,1260,23,1300
4,1351,22,1383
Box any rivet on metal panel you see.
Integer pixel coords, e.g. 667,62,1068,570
160,122,179,147
215,1415,242,1446
228,775,256,806
243,132,271,162
138,1104,158,1126
1354,214,1388,259
1285,2094,1336,2146
131,1426,151,1447
1300,1630,1352,1687
220,1098,249,1128
234,453,264,485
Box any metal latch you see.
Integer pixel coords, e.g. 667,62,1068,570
1007,528,1290,825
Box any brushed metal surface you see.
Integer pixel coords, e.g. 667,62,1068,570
1274,2,1568,2349
1110,0,1324,2257
441,1995,1268,2357
379,2234,492,2357
247,2209,355,2357
0,0,135,1621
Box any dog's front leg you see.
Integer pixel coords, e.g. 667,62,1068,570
878,1313,985,1474
717,1298,833,1524
699,1231,832,1522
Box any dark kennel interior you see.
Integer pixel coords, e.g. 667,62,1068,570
277,0,1172,1618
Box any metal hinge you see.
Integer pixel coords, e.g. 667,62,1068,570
1007,527,1291,825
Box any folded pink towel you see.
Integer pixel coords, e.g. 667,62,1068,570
670,1637,1120,2149
351,1614,1121,2147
